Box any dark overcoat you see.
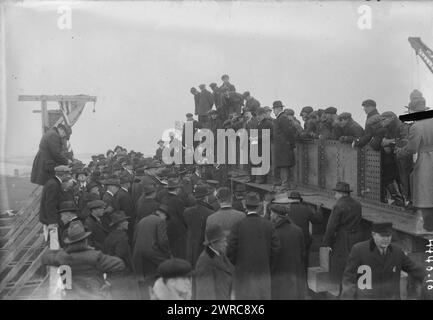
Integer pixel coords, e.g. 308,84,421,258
31,127,69,185
161,192,188,259
226,213,281,300
183,201,215,267
84,214,110,252
271,218,306,300
322,195,364,282
286,202,323,247
135,196,159,225
132,214,171,278
39,177,62,225
272,112,296,168
195,247,234,300
341,239,426,300
336,119,365,143
197,89,214,116
41,243,125,300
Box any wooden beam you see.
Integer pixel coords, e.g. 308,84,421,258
41,100,48,133
18,95,97,103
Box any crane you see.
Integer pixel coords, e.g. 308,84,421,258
408,37,433,74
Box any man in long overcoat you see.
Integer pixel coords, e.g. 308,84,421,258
226,192,280,300
195,225,234,300
321,182,365,294
272,101,297,188
183,186,215,267
31,124,72,185
397,95,433,232
197,84,214,124
269,204,307,300
160,178,188,259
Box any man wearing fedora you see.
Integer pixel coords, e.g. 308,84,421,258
397,91,433,233
104,211,140,300
57,200,81,248
206,187,246,238
154,139,165,162
232,184,247,213
161,178,188,259
226,192,281,300
322,181,364,295
341,222,425,300
40,165,72,241
269,204,306,300
195,224,234,300
150,258,194,300
274,191,323,273
41,220,125,300
272,100,297,189
133,204,172,299
85,200,110,252
135,184,159,225
183,185,215,268
102,178,121,216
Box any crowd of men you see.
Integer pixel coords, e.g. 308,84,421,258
29,74,433,300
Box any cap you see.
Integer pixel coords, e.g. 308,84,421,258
109,210,129,227
270,204,288,216
244,191,261,207
54,165,71,173
58,201,78,214
87,200,106,210
380,111,397,119
324,107,337,115
272,100,284,109
157,258,194,279
198,84,206,89
263,106,272,112
300,106,314,115
242,91,250,98
372,222,393,236
338,112,352,120
284,108,295,116
362,99,376,108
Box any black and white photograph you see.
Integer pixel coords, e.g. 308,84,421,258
1,0,433,305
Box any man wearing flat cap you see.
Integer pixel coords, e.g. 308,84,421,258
150,258,194,300
183,185,215,268
243,91,261,116
227,192,281,300
197,84,214,125
269,204,306,300
341,222,425,299
84,199,110,251
321,181,364,295
353,99,381,148
41,220,125,300
317,107,339,140
335,112,364,143
39,165,72,241
190,87,200,117
195,224,234,300
396,91,433,233
133,204,172,298
272,100,297,188
31,123,73,186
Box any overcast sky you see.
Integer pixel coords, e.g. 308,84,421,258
3,1,433,158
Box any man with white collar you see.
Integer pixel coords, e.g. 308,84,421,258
39,165,72,241
272,100,296,189
226,192,281,300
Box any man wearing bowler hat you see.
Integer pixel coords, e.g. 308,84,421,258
183,185,215,268
195,224,234,300
272,100,297,189
341,222,425,299
41,220,125,300
321,182,364,295
226,192,281,300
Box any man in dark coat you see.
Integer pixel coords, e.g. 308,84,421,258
222,91,244,116
190,87,200,115
255,107,274,184
41,220,125,300
84,200,110,252
160,178,188,259
321,182,364,294
57,200,81,248
210,82,225,121
195,224,234,300
133,204,171,297
272,101,297,188
243,91,261,116
335,112,365,143
102,178,121,216
104,210,140,300
219,74,236,93
154,139,165,162
31,124,72,186
231,184,247,213
135,184,158,225
354,99,381,148
197,84,214,124
226,192,281,300
39,165,72,228
270,204,306,300
116,174,135,241
341,222,425,300
183,186,215,267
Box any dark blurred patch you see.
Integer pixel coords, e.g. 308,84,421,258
399,110,433,122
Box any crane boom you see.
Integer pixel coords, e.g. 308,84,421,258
408,37,433,74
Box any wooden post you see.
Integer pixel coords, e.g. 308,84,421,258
48,226,60,300
41,100,48,134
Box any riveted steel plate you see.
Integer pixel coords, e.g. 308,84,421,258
306,142,319,187
337,143,359,195
363,146,381,202
323,141,339,191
